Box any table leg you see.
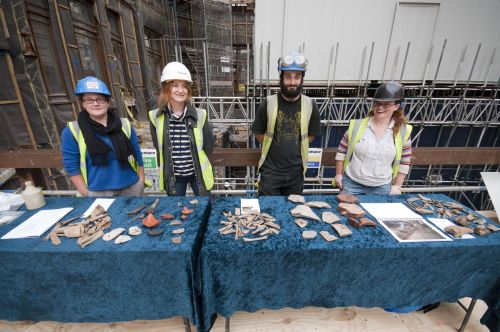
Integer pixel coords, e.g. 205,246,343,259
183,317,192,332
458,298,477,332
225,316,230,332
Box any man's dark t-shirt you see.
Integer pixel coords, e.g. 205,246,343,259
252,94,321,174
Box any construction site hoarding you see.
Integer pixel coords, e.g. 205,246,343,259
254,0,500,84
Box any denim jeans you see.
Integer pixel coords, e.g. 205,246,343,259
341,174,391,195
174,175,200,196
87,178,144,197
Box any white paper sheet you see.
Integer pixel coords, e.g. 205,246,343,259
1,208,73,239
240,198,260,214
427,218,474,239
82,198,115,218
481,172,500,217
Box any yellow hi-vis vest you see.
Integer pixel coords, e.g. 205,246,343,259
67,118,145,188
332,117,412,187
257,94,314,175
148,108,214,192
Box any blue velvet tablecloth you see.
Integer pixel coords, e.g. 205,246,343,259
0,196,210,323
197,194,500,332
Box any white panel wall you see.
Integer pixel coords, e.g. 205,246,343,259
254,0,500,84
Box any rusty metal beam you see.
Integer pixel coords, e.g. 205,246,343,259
0,147,498,168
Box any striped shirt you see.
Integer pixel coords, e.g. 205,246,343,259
169,111,195,177
336,118,412,186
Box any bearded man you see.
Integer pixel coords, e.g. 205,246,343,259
251,51,321,196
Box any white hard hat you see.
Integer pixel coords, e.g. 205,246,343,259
160,62,192,83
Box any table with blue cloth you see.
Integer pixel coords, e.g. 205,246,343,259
0,196,210,324
197,194,500,332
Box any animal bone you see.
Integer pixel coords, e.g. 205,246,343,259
487,224,500,232
145,198,160,215
454,216,470,227
444,225,473,238
78,230,104,248
90,205,106,218
466,213,478,221
63,224,85,238
242,236,267,242
474,225,490,236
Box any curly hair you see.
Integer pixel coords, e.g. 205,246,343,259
368,105,407,135
157,81,193,108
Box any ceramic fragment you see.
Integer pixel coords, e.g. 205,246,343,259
172,228,185,234
103,228,126,241
348,217,377,229
288,194,305,204
114,235,131,244
302,230,317,240
181,207,193,215
189,199,199,204
336,194,359,204
128,226,142,236
161,213,175,220
305,201,331,209
322,211,340,224
170,220,182,226
331,223,353,237
148,229,165,236
337,203,365,218
291,205,321,221
320,231,338,242
294,218,308,228
142,213,160,228
171,236,182,244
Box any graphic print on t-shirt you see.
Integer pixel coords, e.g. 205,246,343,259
274,109,301,144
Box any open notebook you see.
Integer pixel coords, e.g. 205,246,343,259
360,202,450,243
1,208,73,239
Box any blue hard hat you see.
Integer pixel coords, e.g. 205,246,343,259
278,51,308,72
75,76,112,97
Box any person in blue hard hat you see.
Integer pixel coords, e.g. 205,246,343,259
61,76,145,196
333,81,413,195
251,50,321,196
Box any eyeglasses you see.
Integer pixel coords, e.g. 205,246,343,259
82,98,108,105
278,54,308,68
373,102,397,109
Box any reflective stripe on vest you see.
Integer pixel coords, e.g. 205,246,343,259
257,94,313,175
342,117,412,179
67,118,137,186
148,108,214,191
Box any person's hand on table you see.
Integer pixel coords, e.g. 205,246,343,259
389,185,402,195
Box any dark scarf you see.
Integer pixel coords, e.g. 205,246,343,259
77,110,135,167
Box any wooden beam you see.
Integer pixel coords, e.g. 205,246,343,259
0,147,498,168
